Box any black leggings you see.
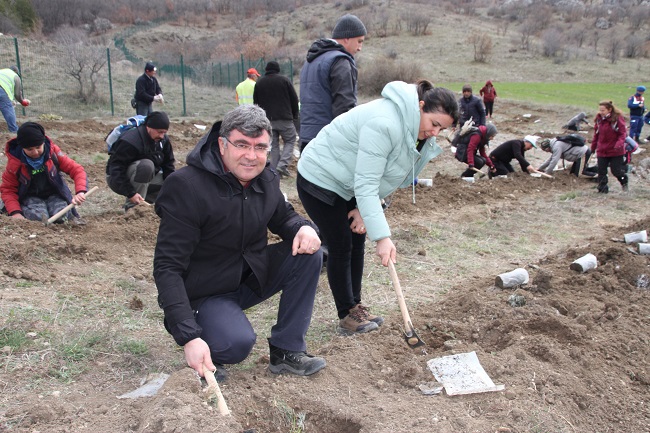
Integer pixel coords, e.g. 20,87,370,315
297,179,366,319
597,155,627,193
484,101,494,117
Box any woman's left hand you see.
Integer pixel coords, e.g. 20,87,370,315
348,208,366,234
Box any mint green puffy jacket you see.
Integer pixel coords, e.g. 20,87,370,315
297,81,442,241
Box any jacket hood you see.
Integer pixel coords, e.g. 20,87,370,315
186,122,227,176
485,80,492,86
306,38,349,63
380,81,420,142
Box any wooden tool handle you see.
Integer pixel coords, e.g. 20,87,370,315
47,186,98,224
387,261,414,332
203,364,230,416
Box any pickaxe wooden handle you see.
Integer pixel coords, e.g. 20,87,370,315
387,261,425,349
203,363,230,416
46,186,98,224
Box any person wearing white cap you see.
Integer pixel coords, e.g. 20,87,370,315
488,135,543,177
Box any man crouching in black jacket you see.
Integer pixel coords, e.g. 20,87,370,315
153,104,326,381
106,111,175,212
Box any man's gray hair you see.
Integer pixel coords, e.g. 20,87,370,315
220,105,272,139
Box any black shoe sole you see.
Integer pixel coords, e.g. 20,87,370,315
268,358,326,376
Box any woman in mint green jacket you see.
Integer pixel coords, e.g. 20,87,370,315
297,80,458,335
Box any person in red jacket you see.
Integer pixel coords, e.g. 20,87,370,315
1,122,88,221
591,100,628,193
479,80,497,119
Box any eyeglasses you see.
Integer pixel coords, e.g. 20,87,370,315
222,136,270,154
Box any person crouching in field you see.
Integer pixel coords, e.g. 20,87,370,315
591,100,628,193
488,135,541,177
0,122,88,222
106,111,175,212
537,137,597,178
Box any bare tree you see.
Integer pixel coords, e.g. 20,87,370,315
401,11,430,36
54,27,107,102
467,32,492,63
624,34,644,58
542,27,565,58
604,35,623,64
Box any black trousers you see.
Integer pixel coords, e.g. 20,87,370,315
297,179,366,319
461,155,488,177
596,155,627,192
196,242,322,364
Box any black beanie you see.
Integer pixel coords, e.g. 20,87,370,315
17,122,46,148
265,61,280,74
332,14,367,39
146,111,170,130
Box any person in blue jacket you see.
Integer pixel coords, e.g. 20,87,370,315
627,85,645,143
297,80,458,336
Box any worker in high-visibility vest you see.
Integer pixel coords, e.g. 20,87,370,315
0,66,30,133
235,68,260,105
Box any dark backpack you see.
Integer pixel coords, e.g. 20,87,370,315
105,115,147,153
454,128,480,162
555,134,586,147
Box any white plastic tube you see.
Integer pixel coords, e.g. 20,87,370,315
495,268,529,289
570,253,598,273
624,230,647,244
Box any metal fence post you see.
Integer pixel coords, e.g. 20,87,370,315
181,55,186,116
14,37,25,116
107,48,114,116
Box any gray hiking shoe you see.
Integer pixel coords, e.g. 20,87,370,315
337,305,379,335
268,341,326,376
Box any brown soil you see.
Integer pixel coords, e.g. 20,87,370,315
1,102,650,433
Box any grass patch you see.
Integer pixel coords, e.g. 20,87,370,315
117,339,149,356
0,328,30,351
438,82,638,113
559,191,578,201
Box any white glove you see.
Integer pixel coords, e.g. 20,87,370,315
153,94,162,102
159,94,164,104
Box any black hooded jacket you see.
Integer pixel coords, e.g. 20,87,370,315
153,122,317,346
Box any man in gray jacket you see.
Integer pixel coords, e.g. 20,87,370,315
537,136,596,177
299,14,367,152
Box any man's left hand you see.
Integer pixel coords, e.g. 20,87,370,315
292,225,320,256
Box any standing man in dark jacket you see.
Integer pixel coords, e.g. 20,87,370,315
253,61,299,177
106,111,174,212
153,105,326,381
299,13,367,152
458,84,486,127
134,62,163,116
489,135,541,177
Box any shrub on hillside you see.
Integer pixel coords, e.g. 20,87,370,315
357,57,422,96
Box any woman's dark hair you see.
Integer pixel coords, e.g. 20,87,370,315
416,79,459,124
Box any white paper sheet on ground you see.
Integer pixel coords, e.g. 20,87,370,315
530,172,542,177
427,351,505,396
117,373,170,399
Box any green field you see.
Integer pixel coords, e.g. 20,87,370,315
439,82,642,112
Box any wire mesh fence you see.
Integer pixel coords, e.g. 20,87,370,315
0,34,295,125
